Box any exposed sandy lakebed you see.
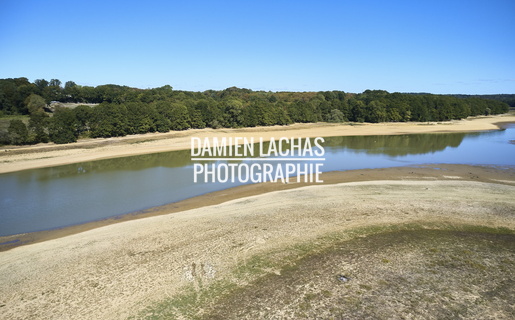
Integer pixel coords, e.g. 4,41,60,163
0,165,514,319
0,114,514,319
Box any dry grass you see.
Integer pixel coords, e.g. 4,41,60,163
134,225,515,319
204,227,515,319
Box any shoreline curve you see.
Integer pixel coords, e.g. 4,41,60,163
0,114,514,174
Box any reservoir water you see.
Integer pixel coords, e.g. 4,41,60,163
1,124,514,236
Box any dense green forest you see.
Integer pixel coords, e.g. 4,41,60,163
0,77,510,145
449,94,515,109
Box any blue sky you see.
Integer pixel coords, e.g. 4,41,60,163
0,0,514,93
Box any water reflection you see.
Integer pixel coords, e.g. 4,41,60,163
35,132,469,180
323,133,466,156
0,127,513,236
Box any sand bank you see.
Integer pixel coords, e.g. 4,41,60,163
1,163,514,252
0,164,514,319
1,114,514,174
1,114,514,318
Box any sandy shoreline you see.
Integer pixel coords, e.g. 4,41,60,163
0,165,513,319
1,114,514,174
1,163,514,253
1,115,514,318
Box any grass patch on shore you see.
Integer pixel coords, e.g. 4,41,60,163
0,115,29,131
133,223,515,319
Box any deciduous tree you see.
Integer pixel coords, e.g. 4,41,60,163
8,119,29,145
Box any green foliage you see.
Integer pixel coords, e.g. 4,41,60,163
0,78,511,145
169,103,191,130
0,78,34,114
153,101,192,131
8,119,29,145
188,109,206,129
126,102,157,134
287,100,319,123
90,103,129,138
73,105,93,136
63,81,79,102
365,101,387,123
152,101,171,132
25,94,46,114
350,99,366,122
49,107,79,144
327,109,347,122
34,79,49,91
28,111,49,143
223,99,244,127
451,94,515,108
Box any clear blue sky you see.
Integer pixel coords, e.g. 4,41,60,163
1,0,514,94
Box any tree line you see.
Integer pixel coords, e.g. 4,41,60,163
0,77,510,145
